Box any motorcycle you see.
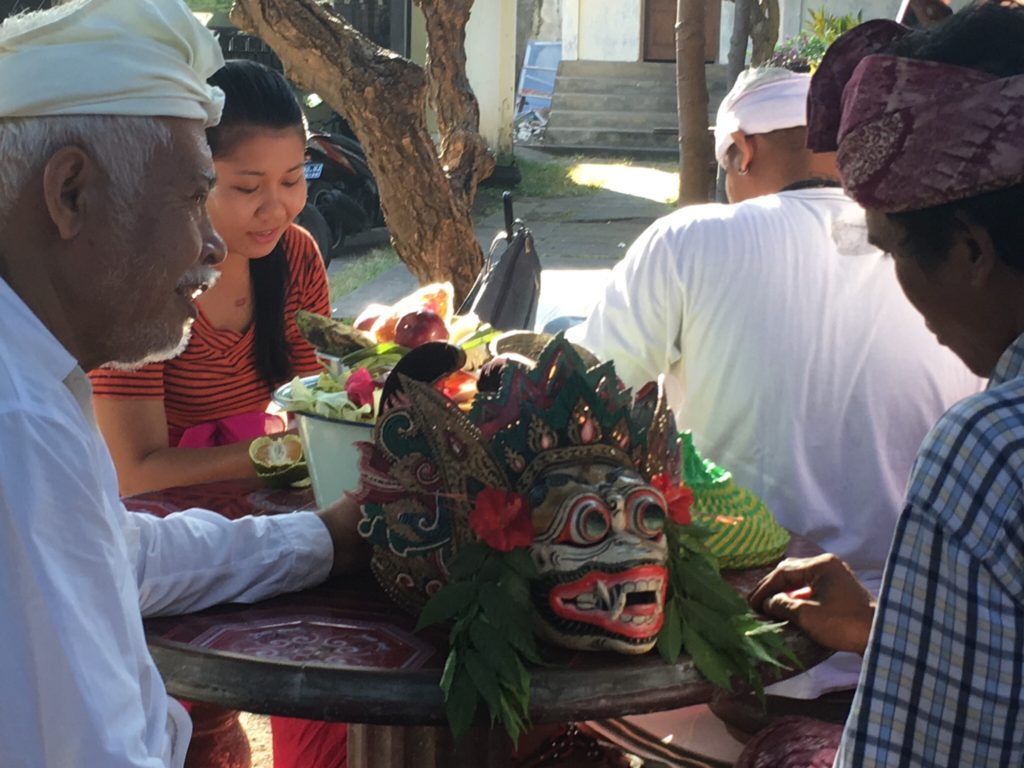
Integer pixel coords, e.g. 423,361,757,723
301,123,384,266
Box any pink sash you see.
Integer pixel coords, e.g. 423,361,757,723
175,411,286,448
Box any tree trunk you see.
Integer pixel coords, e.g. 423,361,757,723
749,0,780,66
232,0,492,302
676,0,715,205
417,0,494,213
726,0,752,88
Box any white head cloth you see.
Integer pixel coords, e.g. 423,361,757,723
0,0,224,126
714,67,811,167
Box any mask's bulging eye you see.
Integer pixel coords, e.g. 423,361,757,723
581,506,610,540
628,490,667,538
568,495,611,544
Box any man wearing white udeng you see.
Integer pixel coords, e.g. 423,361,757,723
571,67,983,760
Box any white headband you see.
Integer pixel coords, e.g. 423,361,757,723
0,0,224,126
714,69,811,167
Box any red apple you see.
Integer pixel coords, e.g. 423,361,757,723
393,309,450,348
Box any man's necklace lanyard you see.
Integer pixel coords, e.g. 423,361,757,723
780,178,843,192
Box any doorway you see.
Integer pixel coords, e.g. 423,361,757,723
643,0,721,63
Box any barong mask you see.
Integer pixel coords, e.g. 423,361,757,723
355,336,680,654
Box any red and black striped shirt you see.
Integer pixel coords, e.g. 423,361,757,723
90,225,331,446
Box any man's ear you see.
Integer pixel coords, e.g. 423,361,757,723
729,131,754,173
951,212,998,289
41,146,98,240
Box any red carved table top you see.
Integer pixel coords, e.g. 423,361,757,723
133,480,829,726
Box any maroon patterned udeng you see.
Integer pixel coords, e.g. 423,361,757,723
807,21,1024,212
806,19,909,154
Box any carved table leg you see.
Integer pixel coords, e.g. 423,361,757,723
348,723,512,768
184,703,252,768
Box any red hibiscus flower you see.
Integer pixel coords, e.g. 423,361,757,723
345,367,376,409
650,474,694,526
469,488,534,552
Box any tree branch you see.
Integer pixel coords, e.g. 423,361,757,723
231,0,486,300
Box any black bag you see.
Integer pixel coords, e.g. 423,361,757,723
458,192,542,331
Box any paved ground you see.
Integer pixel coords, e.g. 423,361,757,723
329,159,674,323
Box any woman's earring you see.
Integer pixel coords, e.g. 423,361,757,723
738,166,749,176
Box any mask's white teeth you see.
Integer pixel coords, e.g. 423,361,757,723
596,580,612,611
610,589,627,622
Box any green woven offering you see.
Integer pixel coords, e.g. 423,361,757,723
682,432,790,569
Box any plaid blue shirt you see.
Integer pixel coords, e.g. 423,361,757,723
836,332,1024,766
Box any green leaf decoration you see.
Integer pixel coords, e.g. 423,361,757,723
504,548,540,580
681,619,734,690
514,656,531,703
415,546,536,745
496,691,527,743
504,617,543,665
478,552,506,582
415,580,477,631
745,620,790,637
444,665,480,741
739,628,788,668
470,620,521,683
682,597,747,640
479,582,517,630
657,520,792,699
497,569,532,609
449,542,490,580
656,597,684,663
440,646,459,695
464,648,505,721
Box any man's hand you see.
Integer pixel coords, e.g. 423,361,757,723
316,494,370,578
748,554,876,656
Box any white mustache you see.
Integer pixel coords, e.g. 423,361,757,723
176,267,220,299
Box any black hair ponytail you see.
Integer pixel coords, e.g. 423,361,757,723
206,59,306,387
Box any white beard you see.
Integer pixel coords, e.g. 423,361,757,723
103,320,194,371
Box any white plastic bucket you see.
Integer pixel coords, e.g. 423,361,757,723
274,378,374,508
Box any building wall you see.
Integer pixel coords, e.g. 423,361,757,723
579,0,641,60
561,0,962,64
466,0,517,156
562,0,642,61
517,0,562,76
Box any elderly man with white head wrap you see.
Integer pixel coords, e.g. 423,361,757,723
0,2,363,766
570,65,982,756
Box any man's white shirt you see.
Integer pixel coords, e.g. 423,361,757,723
571,188,984,696
0,278,334,767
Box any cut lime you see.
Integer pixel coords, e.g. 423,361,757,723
249,435,309,489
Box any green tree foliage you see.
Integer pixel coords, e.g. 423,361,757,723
185,0,234,13
768,7,862,72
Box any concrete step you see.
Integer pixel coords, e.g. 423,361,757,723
547,108,680,131
536,60,730,156
557,60,730,86
554,74,680,95
552,85,727,113
554,90,680,114
553,78,728,102
541,127,680,152
558,59,678,79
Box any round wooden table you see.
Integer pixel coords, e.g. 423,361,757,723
131,480,830,767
